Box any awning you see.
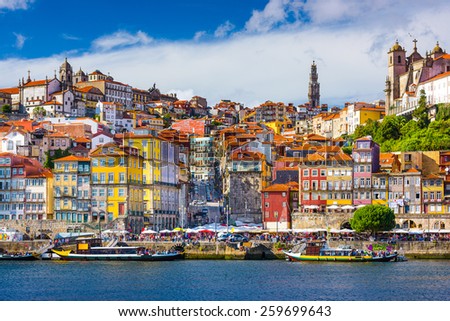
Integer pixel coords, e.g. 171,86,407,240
342,205,355,210
304,205,319,209
327,205,339,210
141,229,158,234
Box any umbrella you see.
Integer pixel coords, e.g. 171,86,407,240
159,229,172,234
141,229,158,234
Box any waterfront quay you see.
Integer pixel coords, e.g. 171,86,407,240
2,239,450,260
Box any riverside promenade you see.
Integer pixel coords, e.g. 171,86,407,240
1,240,450,259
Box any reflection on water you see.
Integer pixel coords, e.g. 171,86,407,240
1,260,449,301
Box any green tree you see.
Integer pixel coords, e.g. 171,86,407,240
32,106,46,119
435,103,450,121
353,118,379,140
43,149,71,169
0,104,12,113
350,205,396,235
162,113,172,128
412,89,430,129
342,146,353,155
375,115,405,143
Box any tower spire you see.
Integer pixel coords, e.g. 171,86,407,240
308,61,320,108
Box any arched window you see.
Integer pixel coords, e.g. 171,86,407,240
397,55,401,63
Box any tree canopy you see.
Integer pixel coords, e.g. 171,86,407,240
351,92,450,152
44,149,71,169
350,205,396,235
0,104,12,113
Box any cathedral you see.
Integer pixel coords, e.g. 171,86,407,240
385,39,450,116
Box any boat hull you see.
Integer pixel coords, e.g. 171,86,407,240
0,254,39,261
284,252,398,263
51,249,184,261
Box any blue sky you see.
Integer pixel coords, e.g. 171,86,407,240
2,0,450,107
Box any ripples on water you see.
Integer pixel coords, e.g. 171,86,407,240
1,260,449,301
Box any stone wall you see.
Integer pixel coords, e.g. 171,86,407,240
3,240,448,259
291,212,450,230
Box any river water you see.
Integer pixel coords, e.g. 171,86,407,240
1,259,449,301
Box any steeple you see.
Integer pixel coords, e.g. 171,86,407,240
308,61,320,108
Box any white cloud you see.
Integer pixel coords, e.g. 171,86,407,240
245,0,292,33
92,30,153,51
167,89,195,101
62,33,81,41
0,0,33,10
214,21,235,38
2,1,450,108
13,32,26,49
193,31,206,42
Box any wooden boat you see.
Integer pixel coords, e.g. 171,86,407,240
40,249,61,260
0,253,39,261
283,240,398,262
51,238,184,261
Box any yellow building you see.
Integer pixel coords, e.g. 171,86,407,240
121,133,160,228
325,153,354,211
90,142,144,233
422,174,444,215
53,155,91,223
122,131,180,231
356,107,385,125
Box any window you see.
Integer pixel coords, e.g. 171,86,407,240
303,169,309,177
265,202,269,208
264,192,268,198
312,169,318,176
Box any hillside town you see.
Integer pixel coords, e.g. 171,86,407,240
1,39,450,238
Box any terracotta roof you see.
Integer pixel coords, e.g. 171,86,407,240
406,168,421,173
306,153,325,162
422,70,450,84
262,184,290,192
54,155,90,162
355,136,374,141
424,174,442,179
0,87,19,95
23,80,47,87
74,137,91,143
43,101,62,105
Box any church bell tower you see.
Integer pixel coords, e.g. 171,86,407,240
308,61,320,108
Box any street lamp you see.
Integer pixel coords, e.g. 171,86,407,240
226,205,230,233
274,211,279,237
